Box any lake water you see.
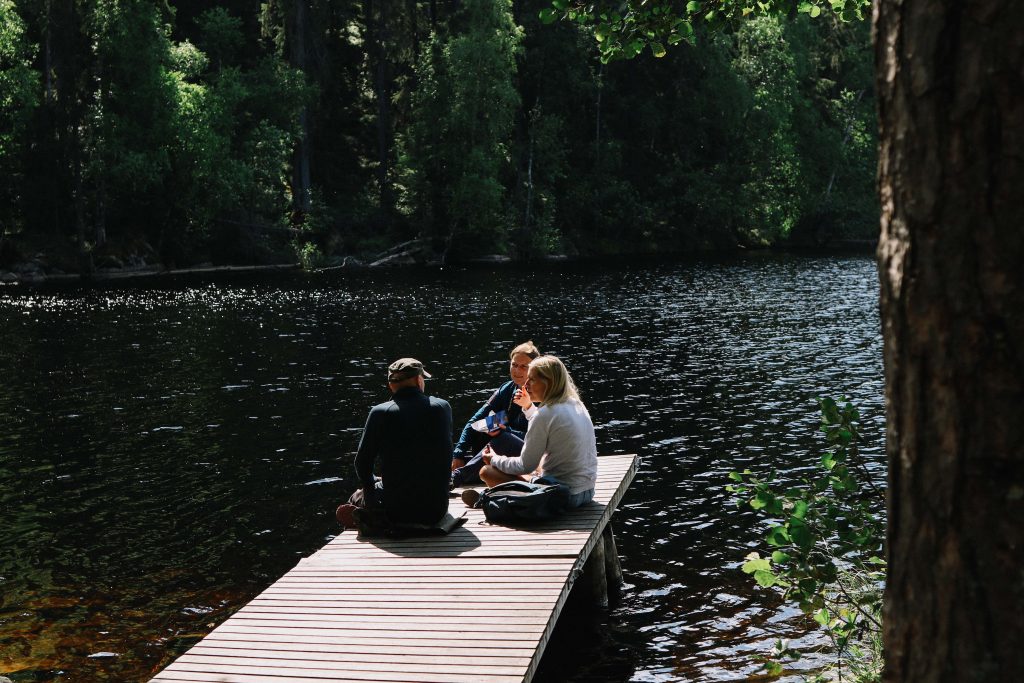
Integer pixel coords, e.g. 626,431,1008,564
0,252,884,682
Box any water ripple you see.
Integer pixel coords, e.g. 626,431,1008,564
0,253,883,682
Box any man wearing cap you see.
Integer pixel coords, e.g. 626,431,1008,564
343,358,453,528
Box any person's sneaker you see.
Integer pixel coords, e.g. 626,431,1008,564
461,488,481,508
335,503,358,529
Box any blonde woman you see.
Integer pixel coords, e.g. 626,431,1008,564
479,355,598,508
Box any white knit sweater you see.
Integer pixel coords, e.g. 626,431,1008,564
488,399,598,495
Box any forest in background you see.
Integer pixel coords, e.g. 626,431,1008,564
0,0,876,273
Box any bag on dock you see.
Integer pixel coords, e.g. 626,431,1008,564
477,480,571,524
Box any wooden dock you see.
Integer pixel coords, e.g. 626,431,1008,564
150,454,639,683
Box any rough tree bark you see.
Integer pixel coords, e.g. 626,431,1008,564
874,1,1024,680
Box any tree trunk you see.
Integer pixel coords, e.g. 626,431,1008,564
94,55,107,247
365,0,394,216
823,88,866,201
50,0,81,239
594,62,603,164
289,0,312,214
44,4,53,104
294,107,312,213
408,0,420,63
523,129,534,233
71,125,91,276
874,2,1024,681
522,101,538,240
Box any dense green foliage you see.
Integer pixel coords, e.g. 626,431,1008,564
730,398,884,680
545,0,870,62
0,0,38,239
0,0,875,271
404,0,523,260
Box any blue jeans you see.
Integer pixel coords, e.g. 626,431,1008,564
531,474,595,508
451,431,523,486
568,488,595,508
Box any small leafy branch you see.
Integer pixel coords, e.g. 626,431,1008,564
728,397,885,680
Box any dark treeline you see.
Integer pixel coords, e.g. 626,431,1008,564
0,0,875,273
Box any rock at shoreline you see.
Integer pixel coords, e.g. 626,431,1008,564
11,260,44,276
95,254,125,270
466,254,513,264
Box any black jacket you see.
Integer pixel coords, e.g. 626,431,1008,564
354,386,452,525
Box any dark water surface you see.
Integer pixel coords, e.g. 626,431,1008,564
0,253,884,682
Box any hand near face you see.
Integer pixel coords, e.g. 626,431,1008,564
513,387,532,409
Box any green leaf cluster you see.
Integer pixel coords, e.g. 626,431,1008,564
729,397,884,680
545,0,869,63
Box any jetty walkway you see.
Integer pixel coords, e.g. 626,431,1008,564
150,453,639,683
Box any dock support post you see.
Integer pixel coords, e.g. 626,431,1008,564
603,522,623,587
582,529,609,608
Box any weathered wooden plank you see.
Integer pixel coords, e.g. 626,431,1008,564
162,655,527,681
241,599,557,612
234,608,552,625
174,653,527,675
155,663,522,683
266,590,554,600
207,626,538,648
314,540,587,551
255,589,562,601
238,602,557,618
199,630,535,651
218,616,548,634
308,547,588,558
315,544,590,554
285,569,566,576
301,550,578,559
317,538,591,548
291,561,574,570
292,558,576,565
189,643,534,664
272,576,569,584
323,535,595,545
243,605,554,618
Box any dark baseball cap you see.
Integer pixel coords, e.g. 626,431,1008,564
387,358,432,382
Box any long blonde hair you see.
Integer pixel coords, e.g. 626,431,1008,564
529,355,581,405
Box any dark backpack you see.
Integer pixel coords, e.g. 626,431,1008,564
476,480,572,524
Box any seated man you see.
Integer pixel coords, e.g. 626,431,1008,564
337,358,453,529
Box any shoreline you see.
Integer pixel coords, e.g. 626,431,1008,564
0,240,877,289
0,263,302,287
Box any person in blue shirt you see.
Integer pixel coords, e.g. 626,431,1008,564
450,341,540,486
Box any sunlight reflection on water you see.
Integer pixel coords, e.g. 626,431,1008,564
0,253,883,682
